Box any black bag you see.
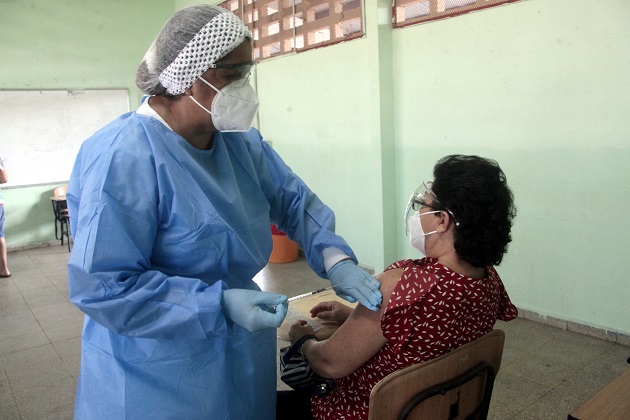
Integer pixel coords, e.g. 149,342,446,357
279,334,336,396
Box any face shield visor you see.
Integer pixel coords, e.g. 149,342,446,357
404,181,436,236
404,181,461,235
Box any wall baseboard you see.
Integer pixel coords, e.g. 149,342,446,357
7,241,63,252
518,308,630,347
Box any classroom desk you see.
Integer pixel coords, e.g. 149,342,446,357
277,290,358,341
568,367,630,420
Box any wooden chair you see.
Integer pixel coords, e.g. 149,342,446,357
51,185,71,251
368,329,505,420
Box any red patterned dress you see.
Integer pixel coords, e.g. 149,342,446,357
310,258,518,420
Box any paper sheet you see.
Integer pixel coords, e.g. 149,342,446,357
276,290,357,341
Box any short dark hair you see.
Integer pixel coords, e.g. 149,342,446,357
431,155,516,267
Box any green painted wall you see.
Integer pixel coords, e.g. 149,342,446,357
256,38,383,270
1,0,628,335
391,0,630,334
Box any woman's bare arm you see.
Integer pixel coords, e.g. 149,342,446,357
302,268,403,378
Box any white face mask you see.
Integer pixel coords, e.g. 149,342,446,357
408,210,440,256
190,77,260,132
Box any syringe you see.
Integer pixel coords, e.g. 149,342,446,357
287,285,338,303
268,285,342,312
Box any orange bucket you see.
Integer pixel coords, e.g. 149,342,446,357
269,225,299,263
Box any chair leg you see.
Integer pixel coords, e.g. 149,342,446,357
58,220,68,247
67,222,72,252
65,218,72,252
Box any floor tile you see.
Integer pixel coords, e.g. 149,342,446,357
5,352,72,396
531,337,609,369
604,343,630,361
511,412,540,420
502,353,582,388
21,285,68,309
61,353,81,381
12,271,53,293
53,337,81,358
555,350,630,402
500,341,530,369
0,374,20,420
13,379,76,420
0,277,21,295
502,327,552,354
3,344,64,371
0,310,43,340
488,399,523,420
0,329,50,355
45,320,84,343
0,295,30,317
522,387,584,420
491,371,552,412
31,301,84,331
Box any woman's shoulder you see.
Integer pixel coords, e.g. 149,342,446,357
375,267,404,303
381,258,445,313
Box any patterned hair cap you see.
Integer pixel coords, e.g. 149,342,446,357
136,5,251,96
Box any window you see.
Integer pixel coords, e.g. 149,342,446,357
218,0,364,62
393,0,521,28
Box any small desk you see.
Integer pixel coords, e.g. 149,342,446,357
568,368,630,419
277,290,357,341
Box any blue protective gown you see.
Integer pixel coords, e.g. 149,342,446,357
66,112,356,419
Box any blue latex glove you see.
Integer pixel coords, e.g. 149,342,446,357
327,260,382,311
222,289,288,332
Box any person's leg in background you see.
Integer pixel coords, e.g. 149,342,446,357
0,205,10,277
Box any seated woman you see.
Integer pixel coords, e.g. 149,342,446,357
277,154,518,420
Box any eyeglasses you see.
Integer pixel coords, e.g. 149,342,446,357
404,181,460,235
208,61,255,87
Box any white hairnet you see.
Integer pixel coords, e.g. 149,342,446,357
136,5,251,96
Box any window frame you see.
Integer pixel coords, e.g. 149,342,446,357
218,0,365,62
392,0,522,29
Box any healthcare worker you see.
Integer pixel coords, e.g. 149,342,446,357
66,4,381,420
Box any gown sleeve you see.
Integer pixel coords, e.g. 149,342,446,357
244,130,357,278
67,121,227,340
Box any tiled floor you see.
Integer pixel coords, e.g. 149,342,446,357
1,245,628,420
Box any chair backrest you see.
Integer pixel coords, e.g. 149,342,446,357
53,185,67,198
368,329,505,420
52,185,69,220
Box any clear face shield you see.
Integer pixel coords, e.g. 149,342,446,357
404,180,461,236
404,181,436,236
